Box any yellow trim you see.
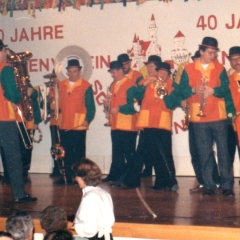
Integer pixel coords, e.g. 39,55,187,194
137,110,149,127
74,113,87,130
190,103,201,122
65,79,83,94
159,111,171,130
218,100,227,119
116,113,132,130
7,102,16,120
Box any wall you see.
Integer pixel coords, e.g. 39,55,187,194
0,0,239,176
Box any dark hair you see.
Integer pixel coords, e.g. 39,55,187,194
72,158,102,186
6,211,33,240
40,206,68,234
0,232,13,240
43,230,73,240
198,45,207,52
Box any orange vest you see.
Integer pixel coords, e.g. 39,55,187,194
185,60,227,123
0,63,17,121
127,69,142,85
136,78,173,131
110,77,138,131
58,78,91,130
228,71,240,115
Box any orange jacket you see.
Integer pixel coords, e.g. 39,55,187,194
228,71,240,115
136,78,173,131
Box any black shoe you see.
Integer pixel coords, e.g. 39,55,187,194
24,177,31,184
49,172,62,178
14,195,37,203
0,175,4,180
102,176,114,183
53,179,66,185
203,188,214,196
223,189,235,197
2,178,10,185
110,181,123,188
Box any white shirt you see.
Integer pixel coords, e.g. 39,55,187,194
74,186,115,239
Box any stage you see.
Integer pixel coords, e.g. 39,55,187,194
0,174,240,239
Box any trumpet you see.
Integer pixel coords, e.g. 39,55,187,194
196,76,208,117
103,86,111,127
153,77,168,99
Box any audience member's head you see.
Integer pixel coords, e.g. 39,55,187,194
40,206,68,235
6,211,33,240
72,158,102,188
43,230,73,240
0,232,14,240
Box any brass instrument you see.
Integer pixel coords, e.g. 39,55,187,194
153,77,168,99
30,126,43,143
7,48,33,121
196,76,208,117
103,86,111,127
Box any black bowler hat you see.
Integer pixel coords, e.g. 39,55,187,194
144,55,162,66
117,54,131,64
0,39,8,48
228,46,240,57
156,62,171,74
108,61,123,72
66,59,82,69
199,37,219,50
191,50,200,61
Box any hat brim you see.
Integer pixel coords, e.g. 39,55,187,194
0,44,8,48
107,67,122,72
199,44,219,51
228,53,240,58
66,66,82,69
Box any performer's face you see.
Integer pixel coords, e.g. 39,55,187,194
0,47,7,62
229,55,240,73
157,69,169,81
122,61,131,74
147,62,158,77
67,66,81,82
200,48,218,64
110,69,123,81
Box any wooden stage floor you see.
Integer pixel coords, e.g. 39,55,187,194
1,174,240,239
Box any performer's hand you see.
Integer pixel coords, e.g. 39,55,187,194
111,107,119,114
143,76,157,86
33,124,38,130
81,121,89,127
196,85,204,95
203,85,214,99
27,87,33,96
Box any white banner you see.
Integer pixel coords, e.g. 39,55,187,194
0,0,239,176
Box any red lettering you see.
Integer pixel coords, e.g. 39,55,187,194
96,92,106,106
208,15,217,30
237,18,240,28
55,25,64,39
226,14,235,29
96,56,99,69
43,26,53,40
92,80,103,95
221,51,228,65
100,55,110,68
10,29,18,42
31,27,41,41
196,16,207,30
0,29,4,41
29,59,38,72
19,28,29,41
39,59,50,71
174,120,187,134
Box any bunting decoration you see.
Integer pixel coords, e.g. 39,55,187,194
0,0,202,16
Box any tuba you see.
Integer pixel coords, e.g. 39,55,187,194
7,48,33,121
153,77,168,99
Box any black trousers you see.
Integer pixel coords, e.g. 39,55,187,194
60,130,86,183
108,130,137,181
0,121,26,199
143,128,177,189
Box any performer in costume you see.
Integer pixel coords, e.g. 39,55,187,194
102,61,138,187
73,158,115,240
135,62,179,191
54,59,95,185
0,39,37,202
227,46,240,164
179,37,235,197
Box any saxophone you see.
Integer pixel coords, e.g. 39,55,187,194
103,86,111,127
153,77,168,99
7,48,33,121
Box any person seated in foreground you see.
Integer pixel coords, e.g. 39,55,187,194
40,206,68,236
6,211,33,240
43,230,73,240
0,232,14,240
72,158,115,240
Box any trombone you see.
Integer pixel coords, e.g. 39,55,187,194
16,106,33,150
